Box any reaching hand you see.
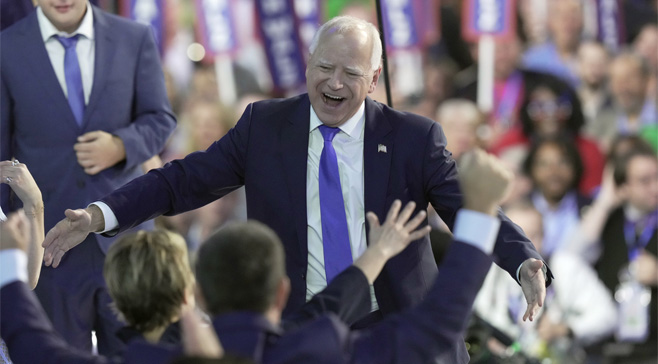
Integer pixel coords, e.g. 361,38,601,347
42,208,95,268
366,200,432,260
0,160,43,209
0,210,30,252
519,258,546,322
74,130,126,175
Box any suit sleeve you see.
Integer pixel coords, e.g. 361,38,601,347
282,266,371,331
100,103,252,234
422,122,546,281
348,242,493,364
1,68,14,212
0,281,107,364
110,27,176,171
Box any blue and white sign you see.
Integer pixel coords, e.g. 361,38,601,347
381,0,420,51
462,0,516,41
121,0,166,54
196,0,237,56
256,0,307,92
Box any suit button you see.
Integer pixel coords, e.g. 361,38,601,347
77,180,86,188
301,273,306,280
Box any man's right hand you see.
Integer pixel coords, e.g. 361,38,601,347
459,149,513,216
42,205,104,267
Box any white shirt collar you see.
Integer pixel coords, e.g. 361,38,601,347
309,101,366,139
37,2,94,42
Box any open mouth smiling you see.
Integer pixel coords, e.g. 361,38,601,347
322,93,345,106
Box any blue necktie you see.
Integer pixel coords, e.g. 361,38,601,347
318,125,353,283
56,35,85,126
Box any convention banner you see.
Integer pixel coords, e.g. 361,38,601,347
119,0,166,54
596,0,626,52
195,0,238,57
255,0,307,92
413,0,441,47
461,0,516,41
293,0,322,57
380,0,421,51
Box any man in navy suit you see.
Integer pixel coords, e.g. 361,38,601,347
1,0,176,356
2,148,515,364
43,15,548,362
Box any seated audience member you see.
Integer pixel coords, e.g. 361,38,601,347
104,230,195,345
472,202,616,361
521,0,583,87
160,98,246,252
594,148,658,363
522,138,592,257
632,25,657,102
607,52,657,139
491,76,605,195
576,41,616,151
455,33,570,147
435,99,484,161
0,160,44,364
567,136,655,264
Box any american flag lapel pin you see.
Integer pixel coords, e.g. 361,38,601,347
377,144,387,153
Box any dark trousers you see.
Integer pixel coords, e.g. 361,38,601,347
34,235,126,356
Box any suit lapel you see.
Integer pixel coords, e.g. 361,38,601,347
363,97,393,239
83,6,113,128
20,12,80,133
281,96,311,256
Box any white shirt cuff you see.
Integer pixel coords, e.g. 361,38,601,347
453,209,500,255
90,201,118,233
516,262,524,283
0,249,28,288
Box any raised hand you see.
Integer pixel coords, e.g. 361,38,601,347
0,160,43,211
366,200,432,260
0,210,30,252
458,149,513,216
355,200,432,284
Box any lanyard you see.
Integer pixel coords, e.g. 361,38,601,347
624,211,658,262
493,71,523,128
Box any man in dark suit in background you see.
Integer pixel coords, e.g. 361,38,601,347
0,0,176,355
42,15,548,363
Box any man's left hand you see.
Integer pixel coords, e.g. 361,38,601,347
519,258,545,322
74,131,126,175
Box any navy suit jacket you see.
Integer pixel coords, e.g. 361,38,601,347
0,5,176,252
0,260,371,364
209,241,493,364
102,94,541,316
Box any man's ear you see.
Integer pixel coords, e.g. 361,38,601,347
369,67,382,93
274,276,291,312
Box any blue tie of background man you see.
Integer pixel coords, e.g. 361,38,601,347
56,34,85,126
318,125,353,283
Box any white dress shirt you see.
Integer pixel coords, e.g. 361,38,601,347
37,3,95,104
305,102,376,308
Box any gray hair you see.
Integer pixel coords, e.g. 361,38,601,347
309,16,382,72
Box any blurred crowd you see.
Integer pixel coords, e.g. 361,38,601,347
1,0,656,363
